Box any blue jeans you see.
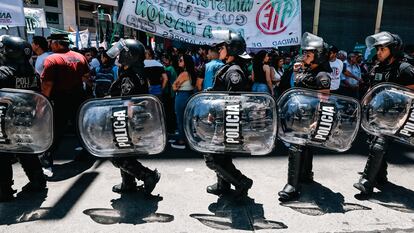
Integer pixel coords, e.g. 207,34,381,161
175,91,193,141
252,83,270,94
149,85,162,96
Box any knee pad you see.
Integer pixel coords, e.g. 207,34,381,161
369,137,387,156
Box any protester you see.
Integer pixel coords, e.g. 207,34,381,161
171,54,196,149
251,50,273,95
31,36,52,76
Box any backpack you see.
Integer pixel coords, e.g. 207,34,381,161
94,66,116,97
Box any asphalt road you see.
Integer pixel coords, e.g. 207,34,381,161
1,133,414,233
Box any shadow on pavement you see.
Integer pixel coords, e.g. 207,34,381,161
0,189,48,225
83,191,173,225
0,171,106,225
47,158,97,182
190,193,287,231
280,182,371,216
355,182,414,213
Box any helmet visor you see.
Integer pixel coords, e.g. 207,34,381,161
107,39,128,59
366,32,394,49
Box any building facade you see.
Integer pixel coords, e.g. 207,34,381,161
24,0,117,33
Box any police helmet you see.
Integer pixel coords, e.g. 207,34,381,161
107,39,145,66
212,30,249,58
301,32,329,64
0,35,32,64
366,31,403,57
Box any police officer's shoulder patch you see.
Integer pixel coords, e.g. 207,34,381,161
227,70,242,84
317,71,331,89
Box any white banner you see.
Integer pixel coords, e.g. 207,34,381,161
1,0,25,27
24,8,47,34
68,29,90,49
118,0,301,48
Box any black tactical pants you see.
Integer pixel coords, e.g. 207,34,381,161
362,136,388,185
0,153,45,194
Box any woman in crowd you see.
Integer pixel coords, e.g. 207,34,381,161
171,54,196,149
270,54,284,98
251,50,274,95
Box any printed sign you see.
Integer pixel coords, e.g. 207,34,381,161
0,103,10,144
224,100,243,145
311,102,336,142
112,106,133,148
24,8,47,34
118,0,301,48
1,0,25,27
396,101,414,138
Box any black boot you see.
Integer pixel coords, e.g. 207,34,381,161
112,170,137,194
353,137,387,195
279,146,302,202
207,175,231,196
118,158,161,195
234,175,253,198
143,169,161,194
0,182,16,202
299,148,314,183
208,155,253,198
19,155,47,192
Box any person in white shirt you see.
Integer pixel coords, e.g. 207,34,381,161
328,45,343,94
31,36,52,76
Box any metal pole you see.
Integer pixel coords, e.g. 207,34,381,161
312,0,321,35
375,0,384,33
96,5,101,48
118,0,124,38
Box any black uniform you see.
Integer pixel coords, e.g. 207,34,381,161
0,50,45,202
278,62,332,201
108,49,160,194
354,59,414,194
204,61,253,197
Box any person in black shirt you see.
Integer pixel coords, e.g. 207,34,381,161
204,31,253,199
107,39,160,194
278,32,332,202
353,32,414,195
0,35,45,202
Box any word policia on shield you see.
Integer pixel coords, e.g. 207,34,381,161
118,0,302,48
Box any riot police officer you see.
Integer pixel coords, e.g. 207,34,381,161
278,32,332,201
106,39,160,194
204,31,253,198
0,35,45,202
353,32,414,195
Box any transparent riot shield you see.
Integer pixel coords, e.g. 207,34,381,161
0,88,53,154
278,88,360,152
184,92,277,155
78,95,166,157
361,83,414,146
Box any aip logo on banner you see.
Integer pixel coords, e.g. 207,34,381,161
256,0,300,35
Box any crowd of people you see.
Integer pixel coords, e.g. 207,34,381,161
1,29,414,203
29,34,414,152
